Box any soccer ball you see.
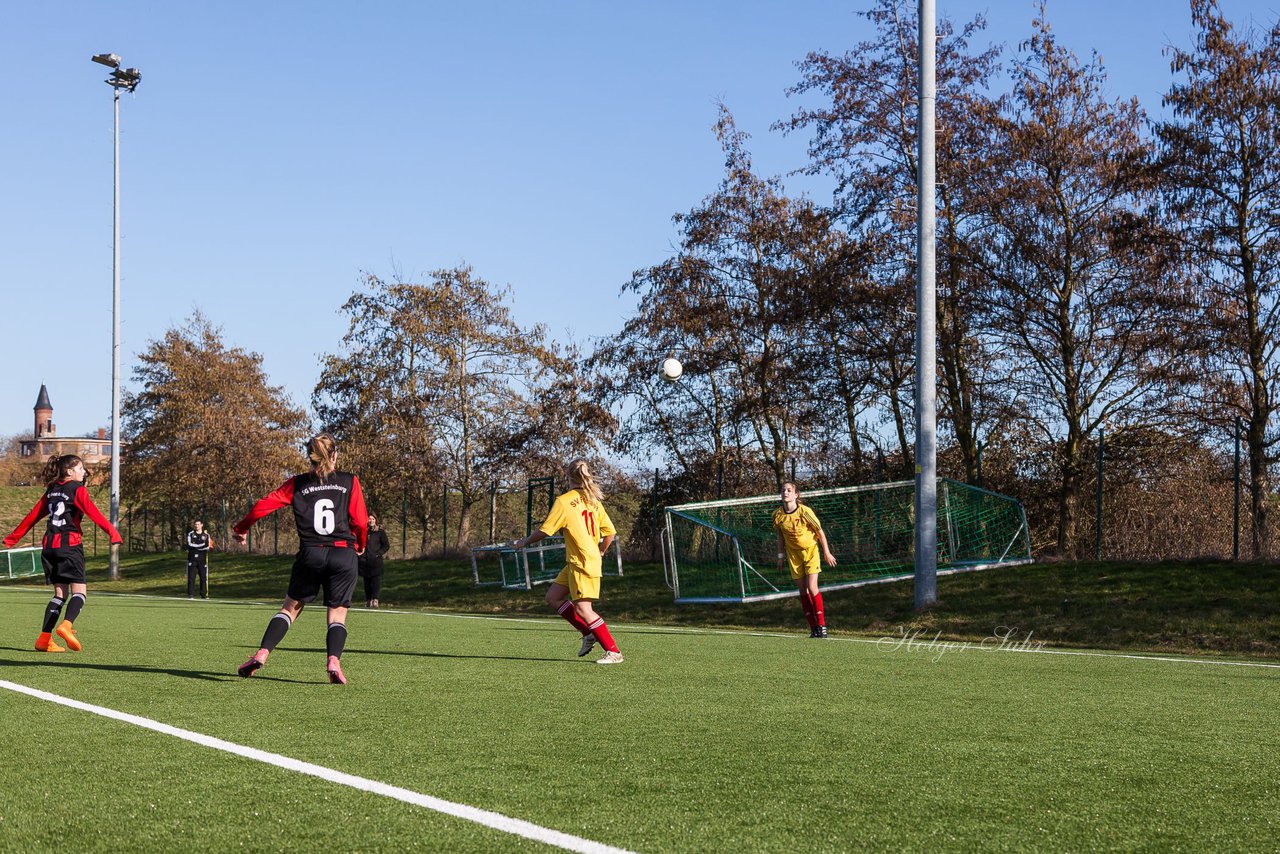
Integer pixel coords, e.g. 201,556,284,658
661,358,683,382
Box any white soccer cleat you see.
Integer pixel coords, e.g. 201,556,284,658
577,633,597,657
595,650,624,665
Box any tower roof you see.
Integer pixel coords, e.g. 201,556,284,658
33,384,52,412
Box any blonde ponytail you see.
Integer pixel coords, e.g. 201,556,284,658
307,433,338,481
565,458,603,505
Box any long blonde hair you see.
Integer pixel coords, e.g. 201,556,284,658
307,433,338,481
566,458,603,505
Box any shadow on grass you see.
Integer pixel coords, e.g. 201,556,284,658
0,652,235,682
268,644,569,664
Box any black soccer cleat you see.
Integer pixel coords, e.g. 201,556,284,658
816,625,829,639
237,655,264,678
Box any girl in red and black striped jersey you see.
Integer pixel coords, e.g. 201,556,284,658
232,434,368,684
3,454,123,652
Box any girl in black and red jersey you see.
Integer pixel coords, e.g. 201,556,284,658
3,454,123,652
232,433,368,684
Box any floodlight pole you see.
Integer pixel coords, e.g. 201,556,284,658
94,53,140,581
108,82,122,581
914,0,938,610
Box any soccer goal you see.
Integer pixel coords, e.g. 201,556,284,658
660,478,1031,603
471,536,624,590
4,547,42,579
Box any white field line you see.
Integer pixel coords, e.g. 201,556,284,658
3,585,1278,671
0,678,633,854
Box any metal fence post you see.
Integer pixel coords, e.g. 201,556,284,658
1095,428,1104,560
1234,415,1241,561
489,480,497,543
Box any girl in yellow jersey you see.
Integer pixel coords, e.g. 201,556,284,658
774,482,837,638
512,459,622,664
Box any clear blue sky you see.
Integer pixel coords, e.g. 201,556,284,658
0,0,1269,440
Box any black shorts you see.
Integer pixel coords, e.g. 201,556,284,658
286,546,358,608
42,547,86,585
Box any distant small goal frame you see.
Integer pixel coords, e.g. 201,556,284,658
471,536,623,590
660,478,1032,604
4,546,43,580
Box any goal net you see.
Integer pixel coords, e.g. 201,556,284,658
471,537,624,590
4,547,42,579
661,478,1031,603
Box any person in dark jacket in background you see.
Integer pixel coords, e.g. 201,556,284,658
359,513,390,608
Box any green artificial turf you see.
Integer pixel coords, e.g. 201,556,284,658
1,579,1277,851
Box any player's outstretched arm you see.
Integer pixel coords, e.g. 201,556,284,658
817,529,837,566
3,498,48,548
512,530,549,550
74,487,123,544
233,478,296,542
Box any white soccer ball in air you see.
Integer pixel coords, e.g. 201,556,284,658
661,358,683,382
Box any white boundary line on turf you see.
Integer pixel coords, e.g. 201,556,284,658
0,678,633,854
4,586,1278,671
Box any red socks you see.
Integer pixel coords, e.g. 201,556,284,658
799,591,816,629
587,618,620,653
557,601,619,653
557,600,593,635
799,590,826,628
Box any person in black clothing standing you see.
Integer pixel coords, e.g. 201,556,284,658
186,520,211,599
358,513,390,607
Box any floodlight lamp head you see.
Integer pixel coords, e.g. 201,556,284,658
109,67,142,92
92,53,121,68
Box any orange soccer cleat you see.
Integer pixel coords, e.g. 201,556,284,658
55,621,82,651
35,632,66,653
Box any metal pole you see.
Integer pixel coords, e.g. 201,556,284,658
401,487,408,559
976,440,984,488
651,468,659,562
1234,415,1241,560
108,86,123,580
914,0,938,610
526,479,534,537
489,480,497,543
442,484,448,555
1095,428,1104,560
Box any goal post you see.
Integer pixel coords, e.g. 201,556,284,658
471,536,623,590
660,478,1030,603
4,547,43,580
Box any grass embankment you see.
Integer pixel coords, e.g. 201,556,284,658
6,551,1276,659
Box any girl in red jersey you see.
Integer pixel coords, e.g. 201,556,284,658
232,434,368,684
512,459,623,664
3,454,123,652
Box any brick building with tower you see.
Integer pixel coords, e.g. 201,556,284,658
19,384,121,465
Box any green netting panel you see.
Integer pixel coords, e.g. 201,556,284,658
5,547,42,579
471,537,624,590
662,479,1030,603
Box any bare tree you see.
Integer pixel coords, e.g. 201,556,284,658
315,267,604,550
1159,0,1280,556
983,10,1190,554
778,0,1008,481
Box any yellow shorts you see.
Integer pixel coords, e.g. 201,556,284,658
786,544,821,581
554,565,601,600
